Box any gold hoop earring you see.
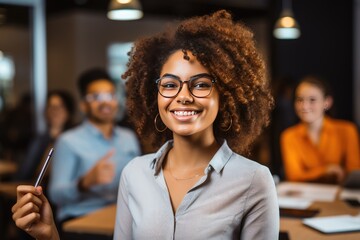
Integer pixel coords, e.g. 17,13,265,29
154,113,167,132
220,112,232,132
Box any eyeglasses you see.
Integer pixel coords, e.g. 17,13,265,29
156,73,216,98
85,92,117,102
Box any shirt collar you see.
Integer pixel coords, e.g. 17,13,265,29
150,140,233,176
208,140,233,173
298,116,332,137
83,120,118,139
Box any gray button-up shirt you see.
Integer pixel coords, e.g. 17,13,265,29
114,140,279,240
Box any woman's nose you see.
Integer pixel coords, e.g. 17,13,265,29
300,100,311,109
176,82,193,104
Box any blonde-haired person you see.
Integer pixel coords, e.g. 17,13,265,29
12,10,279,239
281,75,360,183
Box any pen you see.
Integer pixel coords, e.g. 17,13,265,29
34,148,54,187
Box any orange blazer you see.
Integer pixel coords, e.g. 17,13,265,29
280,117,360,182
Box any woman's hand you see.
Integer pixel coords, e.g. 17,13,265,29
326,165,345,183
11,185,60,240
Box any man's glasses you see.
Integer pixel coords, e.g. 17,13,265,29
85,92,117,102
156,73,216,98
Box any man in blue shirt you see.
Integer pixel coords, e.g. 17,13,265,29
48,68,140,225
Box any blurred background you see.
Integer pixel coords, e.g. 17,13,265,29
0,0,358,165
1,2,359,240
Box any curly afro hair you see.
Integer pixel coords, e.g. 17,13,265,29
123,10,273,155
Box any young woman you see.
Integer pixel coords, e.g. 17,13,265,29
12,10,279,240
281,75,360,183
14,90,76,182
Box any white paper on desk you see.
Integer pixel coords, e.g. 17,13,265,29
339,189,360,201
277,182,339,202
278,196,312,209
303,215,360,233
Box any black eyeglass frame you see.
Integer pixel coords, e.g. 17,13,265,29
155,73,217,98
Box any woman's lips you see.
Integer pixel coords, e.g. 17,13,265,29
171,110,200,121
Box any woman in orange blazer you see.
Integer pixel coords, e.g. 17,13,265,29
281,76,360,183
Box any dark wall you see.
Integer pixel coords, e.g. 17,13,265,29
272,0,354,121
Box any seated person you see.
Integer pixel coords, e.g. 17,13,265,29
0,93,35,164
47,68,140,228
0,90,76,240
14,90,76,184
280,75,360,184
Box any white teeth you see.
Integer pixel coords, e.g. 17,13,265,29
174,111,197,116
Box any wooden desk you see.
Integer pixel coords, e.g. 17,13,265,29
63,192,360,240
63,204,116,236
281,200,360,240
0,181,31,199
0,161,17,178
0,182,21,198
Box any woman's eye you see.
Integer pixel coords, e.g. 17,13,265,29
295,98,303,103
195,83,210,88
161,82,178,89
192,80,212,89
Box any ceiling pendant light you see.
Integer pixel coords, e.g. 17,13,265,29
273,0,300,39
107,0,143,21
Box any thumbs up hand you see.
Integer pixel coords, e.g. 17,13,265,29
78,149,116,191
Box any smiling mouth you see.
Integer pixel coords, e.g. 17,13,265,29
173,110,199,116
98,106,113,113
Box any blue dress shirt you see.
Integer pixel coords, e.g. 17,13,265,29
48,121,140,221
